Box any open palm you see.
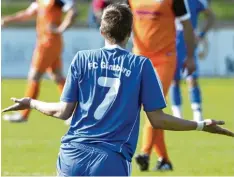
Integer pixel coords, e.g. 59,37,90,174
2,97,31,113
203,119,234,137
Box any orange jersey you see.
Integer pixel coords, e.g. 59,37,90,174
30,0,75,72
36,0,63,44
129,0,190,56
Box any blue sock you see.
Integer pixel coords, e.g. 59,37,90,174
170,84,182,106
189,86,202,104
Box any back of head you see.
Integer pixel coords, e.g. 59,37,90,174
100,3,133,44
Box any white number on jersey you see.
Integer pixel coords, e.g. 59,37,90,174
94,77,121,120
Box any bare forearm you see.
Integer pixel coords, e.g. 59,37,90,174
156,113,197,130
183,22,196,58
147,111,197,131
58,10,77,33
4,12,33,24
30,99,64,119
200,12,215,37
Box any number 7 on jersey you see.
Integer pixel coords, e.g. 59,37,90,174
94,77,121,120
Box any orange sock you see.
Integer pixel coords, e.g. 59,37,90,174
153,129,170,162
21,80,40,119
57,78,65,94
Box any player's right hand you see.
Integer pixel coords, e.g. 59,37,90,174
202,119,234,137
198,38,209,60
2,97,31,113
183,57,196,76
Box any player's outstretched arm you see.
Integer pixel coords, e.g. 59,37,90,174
2,97,76,120
146,109,234,137
1,2,37,27
50,2,78,34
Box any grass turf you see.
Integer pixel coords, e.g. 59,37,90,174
1,78,234,176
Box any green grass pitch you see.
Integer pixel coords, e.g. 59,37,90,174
1,78,234,176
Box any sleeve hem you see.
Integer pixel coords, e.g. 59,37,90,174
144,105,167,112
26,2,38,13
62,0,74,12
60,97,78,102
177,13,191,21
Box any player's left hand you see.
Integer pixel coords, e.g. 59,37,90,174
183,57,196,76
202,119,234,137
48,24,62,34
2,97,31,113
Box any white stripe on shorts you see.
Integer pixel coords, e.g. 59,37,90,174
125,160,132,176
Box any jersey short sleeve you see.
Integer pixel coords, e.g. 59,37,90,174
172,0,191,21
56,0,75,12
140,59,167,112
60,54,79,102
197,0,209,12
26,2,38,14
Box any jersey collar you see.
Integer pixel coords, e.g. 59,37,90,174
104,42,126,51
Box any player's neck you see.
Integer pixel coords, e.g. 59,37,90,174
105,40,126,49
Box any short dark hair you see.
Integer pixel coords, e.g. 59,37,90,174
100,4,133,44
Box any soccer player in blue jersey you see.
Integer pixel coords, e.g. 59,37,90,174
170,0,215,121
2,4,233,176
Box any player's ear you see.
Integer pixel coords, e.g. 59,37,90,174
100,27,105,38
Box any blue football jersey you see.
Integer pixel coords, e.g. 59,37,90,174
175,0,209,63
60,44,166,161
176,0,208,31
189,0,208,29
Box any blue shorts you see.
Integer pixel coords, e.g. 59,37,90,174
56,142,131,176
174,30,199,80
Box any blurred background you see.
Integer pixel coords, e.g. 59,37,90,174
1,0,234,78
1,0,234,176
2,0,234,24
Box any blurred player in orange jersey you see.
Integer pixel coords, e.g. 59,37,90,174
127,0,196,171
2,0,77,123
